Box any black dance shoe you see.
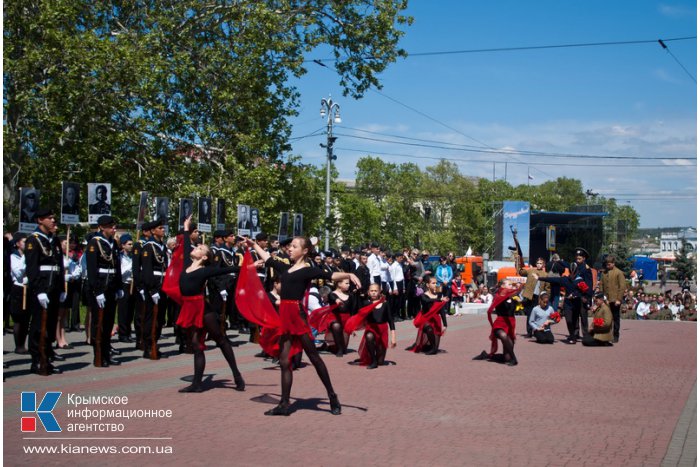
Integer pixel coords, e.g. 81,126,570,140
329,394,341,415
178,385,203,393
233,375,246,392
505,358,519,367
404,344,416,351
264,404,290,416
425,347,439,355
472,351,490,360
367,362,378,370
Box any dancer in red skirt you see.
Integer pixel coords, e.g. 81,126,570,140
473,279,523,366
407,277,449,355
245,237,361,416
326,278,358,357
170,216,258,392
345,283,396,369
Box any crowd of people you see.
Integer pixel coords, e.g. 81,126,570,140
4,210,697,412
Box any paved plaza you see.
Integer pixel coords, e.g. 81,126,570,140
3,315,696,466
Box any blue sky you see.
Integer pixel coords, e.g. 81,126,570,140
286,1,697,229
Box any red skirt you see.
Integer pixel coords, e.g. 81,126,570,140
358,322,388,365
491,315,516,341
176,295,205,329
412,314,444,353
278,300,312,361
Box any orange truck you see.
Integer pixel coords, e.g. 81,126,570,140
455,256,484,284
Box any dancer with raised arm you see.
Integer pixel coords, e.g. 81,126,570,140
241,236,361,416
166,215,251,393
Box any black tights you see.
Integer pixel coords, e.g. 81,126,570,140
277,333,335,407
330,321,348,356
365,331,387,365
494,329,516,363
423,325,440,354
184,312,243,390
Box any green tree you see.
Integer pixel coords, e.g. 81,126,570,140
4,1,412,227
673,242,696,281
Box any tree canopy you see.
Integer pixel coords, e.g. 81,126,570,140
4,0,412,230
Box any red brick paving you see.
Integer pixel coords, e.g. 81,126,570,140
3,316,696,466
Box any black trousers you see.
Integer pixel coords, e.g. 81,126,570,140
117,283,135,339
10,284,30,349
90,288,118,365
134,291,145,349
406,280,421,318
609,301,621,340
66,281,81,329
533,328,554,344
28,289,60,369
564,297,589,340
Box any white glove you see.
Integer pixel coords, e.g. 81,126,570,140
115,290,125,300
220,290,228,301
37,293,50,309
151,293,160,305
96,294,106,309
22,277,28,285
139,290,146,301
59,292,67,303
65,274,72,282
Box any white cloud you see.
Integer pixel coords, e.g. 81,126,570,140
658,3,695,17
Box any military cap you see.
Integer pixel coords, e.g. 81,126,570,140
97,215,116,226
575,247,589,259
35,208,54,219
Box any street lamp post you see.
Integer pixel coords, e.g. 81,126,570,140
320,96,341,252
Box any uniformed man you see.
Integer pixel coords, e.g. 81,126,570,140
208,230,230,338
132,222,153,350
85,215,123,367
220,231,242,332
25,209,66,375
141,218,168,359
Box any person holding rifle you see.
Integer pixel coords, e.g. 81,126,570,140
86,215,123,367
141,218,168,359
25,208,66,375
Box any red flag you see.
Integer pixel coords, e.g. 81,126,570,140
162,234,184,305
308,303,340,333
344,297,386,335
235,249,281,330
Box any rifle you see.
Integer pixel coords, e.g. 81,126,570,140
39,306,50,375
94,305,105,367
509,226,524,271
150,300,159,359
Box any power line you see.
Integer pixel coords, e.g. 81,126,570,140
332,146,697,167
658,39,697,83
305,36,696,62
333,133,696,161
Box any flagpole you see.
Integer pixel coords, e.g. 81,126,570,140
527,166,530,187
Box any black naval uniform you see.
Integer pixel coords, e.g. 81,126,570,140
141,238,168,359
208,242,231,335
25,229,65,375
131,236,146,350
86,232,122,367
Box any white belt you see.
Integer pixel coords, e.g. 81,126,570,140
98,268,116,274
152,271,164,276
40,265,60,272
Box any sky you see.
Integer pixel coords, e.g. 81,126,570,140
285,1,697,229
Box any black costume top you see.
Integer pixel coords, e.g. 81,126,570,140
179,231,238,297
420,293,448,326
329,291,358,315
266,257,333,301
494,296,518,318
362,300,395,330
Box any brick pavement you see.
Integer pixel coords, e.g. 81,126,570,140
3,316,696,466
